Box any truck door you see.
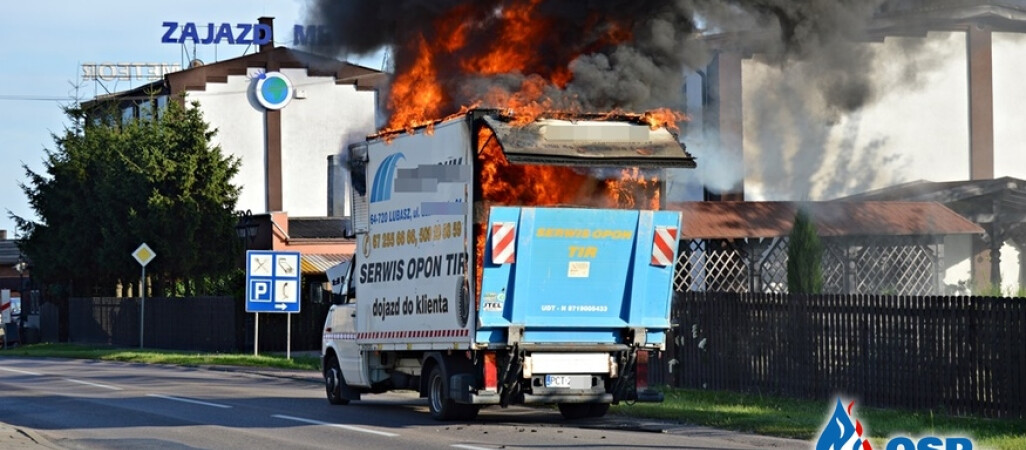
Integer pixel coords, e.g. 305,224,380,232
334,262,369,387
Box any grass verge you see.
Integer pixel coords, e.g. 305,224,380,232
1,343,320,371
612,387,1026,450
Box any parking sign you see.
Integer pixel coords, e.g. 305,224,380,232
245,250,301,313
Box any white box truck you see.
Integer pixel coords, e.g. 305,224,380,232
323,109,694,420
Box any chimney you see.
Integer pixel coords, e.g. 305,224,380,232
258,16,275,53
0,230,6,240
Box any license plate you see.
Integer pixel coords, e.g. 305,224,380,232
545,375,572,388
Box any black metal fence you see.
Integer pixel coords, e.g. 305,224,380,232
67,296,331,352
656,292,1026,418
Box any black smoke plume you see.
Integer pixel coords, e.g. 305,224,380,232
304,0,890,119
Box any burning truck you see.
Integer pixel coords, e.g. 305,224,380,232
321,108,695,420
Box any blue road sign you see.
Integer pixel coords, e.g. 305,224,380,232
245,250,301,313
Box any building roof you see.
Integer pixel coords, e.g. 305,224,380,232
838,177,1026,225
85,46,385,108
0,240,21,265
288,217,350,239
665,201,984,240
873,0,1026,33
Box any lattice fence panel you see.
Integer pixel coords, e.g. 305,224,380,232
852,242,937,294
821,243,848,294
755,237,789,293
675,240,750,292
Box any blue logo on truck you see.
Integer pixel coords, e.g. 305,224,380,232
371,153,405,203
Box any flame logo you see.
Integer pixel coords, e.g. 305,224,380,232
816,398,872,450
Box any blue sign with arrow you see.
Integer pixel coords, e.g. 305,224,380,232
245,250,301,313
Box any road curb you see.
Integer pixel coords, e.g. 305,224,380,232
0,422,58,449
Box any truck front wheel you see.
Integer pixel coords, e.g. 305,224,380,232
325,355,350,405
427,365,479,421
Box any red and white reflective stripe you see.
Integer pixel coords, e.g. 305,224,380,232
0,301,9,312
651,226,678,266
491,222,516,264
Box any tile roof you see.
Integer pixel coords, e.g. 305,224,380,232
288,217,350,239
665,201,983,240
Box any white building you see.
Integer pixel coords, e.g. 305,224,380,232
89,17,385,221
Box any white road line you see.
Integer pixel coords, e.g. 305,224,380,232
272,414,399,437
0,366,42,376
65,378,123,390
452,445,494,450
147,394,232,409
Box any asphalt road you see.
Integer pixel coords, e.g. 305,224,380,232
0,357,807,449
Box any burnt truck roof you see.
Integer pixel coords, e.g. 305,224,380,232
365,109,697,169
480,113,696,169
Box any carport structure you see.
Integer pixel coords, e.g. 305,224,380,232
667,201,983,295
841,176,1026,291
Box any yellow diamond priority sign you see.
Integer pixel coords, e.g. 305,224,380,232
133,243,156,267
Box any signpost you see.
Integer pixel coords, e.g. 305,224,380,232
1,289,9,349
132,243,156,349
245,250,301,357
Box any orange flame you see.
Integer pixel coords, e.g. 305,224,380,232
473,125,662,300
379,0,685,297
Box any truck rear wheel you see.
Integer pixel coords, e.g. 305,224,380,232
558,402,609,420
427,365,479,421
325,355,350,405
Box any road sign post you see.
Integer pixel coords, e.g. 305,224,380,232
1,289,9,350
245,250,301,357
132,243,156,349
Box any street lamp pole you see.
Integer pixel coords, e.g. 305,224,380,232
235,210,259,355
15,256,26,321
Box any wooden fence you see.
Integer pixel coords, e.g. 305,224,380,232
655,292,1026,418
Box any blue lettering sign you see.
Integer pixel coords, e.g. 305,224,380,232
293,24,333,47
160,22,272,45
180,22,200,43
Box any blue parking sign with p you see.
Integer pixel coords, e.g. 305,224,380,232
245,250,301,313
249,280,271,302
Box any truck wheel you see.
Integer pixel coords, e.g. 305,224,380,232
589,403,610,418
427,365,479,421
455,276,470,328
325,355,350,405
558,403,591,419
558,403,608,419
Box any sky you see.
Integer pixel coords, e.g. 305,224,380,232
0,0,387,237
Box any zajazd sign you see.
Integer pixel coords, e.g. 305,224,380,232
161,22,272,45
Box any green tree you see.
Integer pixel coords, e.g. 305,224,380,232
14,97,242,297
787,208,824,294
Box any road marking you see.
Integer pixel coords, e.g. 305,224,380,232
0,366,42,376
272,414,399,437
65,378,123,390
452,445,494,450
147,394,232,409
